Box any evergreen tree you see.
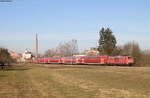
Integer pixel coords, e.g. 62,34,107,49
98,28,116,55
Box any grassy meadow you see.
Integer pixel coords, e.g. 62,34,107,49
0,65,150,98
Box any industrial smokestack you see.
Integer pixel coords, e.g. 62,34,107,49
35,33,39,58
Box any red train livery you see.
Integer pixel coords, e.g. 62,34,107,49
36,56,134,66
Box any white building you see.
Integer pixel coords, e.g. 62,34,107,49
22,49,33,62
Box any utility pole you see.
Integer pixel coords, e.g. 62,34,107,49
35,33,39,59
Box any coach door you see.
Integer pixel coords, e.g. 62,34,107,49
101,58,104,64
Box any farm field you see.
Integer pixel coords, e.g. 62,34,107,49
0,64,150,98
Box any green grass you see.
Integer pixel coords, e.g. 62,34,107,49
0,65,150,98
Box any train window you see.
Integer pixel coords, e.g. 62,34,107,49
64,57,75,59
85,56,99,59
128,57,133,59
52,57,59,59
109,57,115,60
118,57,123,59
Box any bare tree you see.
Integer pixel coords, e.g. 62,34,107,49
56,39,79,57
68,39,79,56
55,43,69,56
141,50,150,66
122,42,141,66
112,45,123,56
44,49,56,57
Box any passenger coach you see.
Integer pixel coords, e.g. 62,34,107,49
36,56,134,66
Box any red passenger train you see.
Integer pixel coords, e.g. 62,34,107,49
36,55,134,66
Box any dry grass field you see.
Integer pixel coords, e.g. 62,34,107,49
0,64,150,98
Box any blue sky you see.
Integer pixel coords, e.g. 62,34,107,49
0,0,150,54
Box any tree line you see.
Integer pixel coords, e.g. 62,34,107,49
44,39,79,57
0,27,150,67
44,27,149,66
98,27,148,66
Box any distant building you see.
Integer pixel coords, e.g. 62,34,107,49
9,51,22,62
22,49,33,62
85,48,99,56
